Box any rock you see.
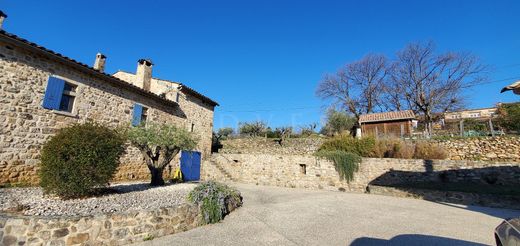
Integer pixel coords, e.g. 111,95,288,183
66,233,89,245
2,235,17,246
52,228,69,239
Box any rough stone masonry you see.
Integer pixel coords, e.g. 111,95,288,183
0,14,218,185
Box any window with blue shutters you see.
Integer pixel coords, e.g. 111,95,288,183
42,76,77,113
132,104,148,126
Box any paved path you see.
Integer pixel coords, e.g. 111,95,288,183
134,183,520,246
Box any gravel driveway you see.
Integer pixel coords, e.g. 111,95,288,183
134,183,520,246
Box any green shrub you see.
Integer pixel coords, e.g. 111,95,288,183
315,150,361,182
188,181,243,224
39,123,125,199
497,102,520,133
319,135,375,156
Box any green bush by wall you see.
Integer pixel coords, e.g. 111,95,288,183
39,122,125,199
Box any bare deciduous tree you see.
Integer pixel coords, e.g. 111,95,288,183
389,41,486,136
316,54,388,119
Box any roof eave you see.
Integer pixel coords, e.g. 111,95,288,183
0,31,179,107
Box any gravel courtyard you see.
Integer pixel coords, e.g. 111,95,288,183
0,182,196,217
135,183,520,246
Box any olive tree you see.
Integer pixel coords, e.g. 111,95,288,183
127,124,198,186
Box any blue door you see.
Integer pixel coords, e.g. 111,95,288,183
180,151,201,181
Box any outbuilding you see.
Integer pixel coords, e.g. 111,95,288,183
359,110,416,138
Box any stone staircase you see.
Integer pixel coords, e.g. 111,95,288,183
206,155,237,182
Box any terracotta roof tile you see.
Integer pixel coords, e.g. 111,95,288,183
359,110,415,123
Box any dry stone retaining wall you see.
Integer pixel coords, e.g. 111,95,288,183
433,136,520,162
219,136,520,162
202,153,520,193
0,203,200,246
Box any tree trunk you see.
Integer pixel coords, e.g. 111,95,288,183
149,166,165,186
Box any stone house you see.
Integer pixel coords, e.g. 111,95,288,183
0,13,218,185
358,110,416,138
443,107,497,123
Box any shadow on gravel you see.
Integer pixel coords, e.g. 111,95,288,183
350,234,486,246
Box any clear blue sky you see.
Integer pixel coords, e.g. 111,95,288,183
3,0,519,130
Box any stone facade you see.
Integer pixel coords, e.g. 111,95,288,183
0,203,200,245
202,153,520,193
0,29,216,185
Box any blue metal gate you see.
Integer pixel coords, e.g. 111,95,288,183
180,151,201,181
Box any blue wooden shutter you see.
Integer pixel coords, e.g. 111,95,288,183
132,104,143,126
42,76,65,110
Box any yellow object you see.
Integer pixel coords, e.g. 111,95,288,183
173,168,183,181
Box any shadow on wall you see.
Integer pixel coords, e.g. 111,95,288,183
350,234,486,246
368,165,520,216
369,165,520,188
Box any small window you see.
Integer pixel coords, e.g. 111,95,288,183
191,123,195,132
141,108,148,124
59,83,77,112
299,164,307,175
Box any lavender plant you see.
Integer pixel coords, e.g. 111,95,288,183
188,181,242,224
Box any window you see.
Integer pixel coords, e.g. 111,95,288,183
59,83,77,112
42,76,77,113
191,123,195,132
299,164,307,175
141,108,148,124
132,104,148,126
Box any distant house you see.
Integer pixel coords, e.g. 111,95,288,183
443,107,497,123
358,110,416,138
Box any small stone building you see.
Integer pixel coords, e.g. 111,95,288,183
0,13,218,184
359,110,416,138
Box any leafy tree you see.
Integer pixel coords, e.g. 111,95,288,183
321,109,357,136
238,121,267,137
217,127,234,139
497,102,520,133
127,124,198,186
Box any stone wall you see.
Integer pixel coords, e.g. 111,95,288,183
0,36,214,185
218,136,520,162
202,153,520,193
218,137,324,155
433,136,520,162
367,185,520,210
0,203,200,246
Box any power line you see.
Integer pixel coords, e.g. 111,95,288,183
217,75,520,113
217,106,322,113
465,75,520,88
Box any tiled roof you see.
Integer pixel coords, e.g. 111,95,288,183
359,110,415,123
114,70,219,106
0,30,218,107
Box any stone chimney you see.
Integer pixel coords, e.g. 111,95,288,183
0,11,7,30
136,59,153,91
93,53,106,72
